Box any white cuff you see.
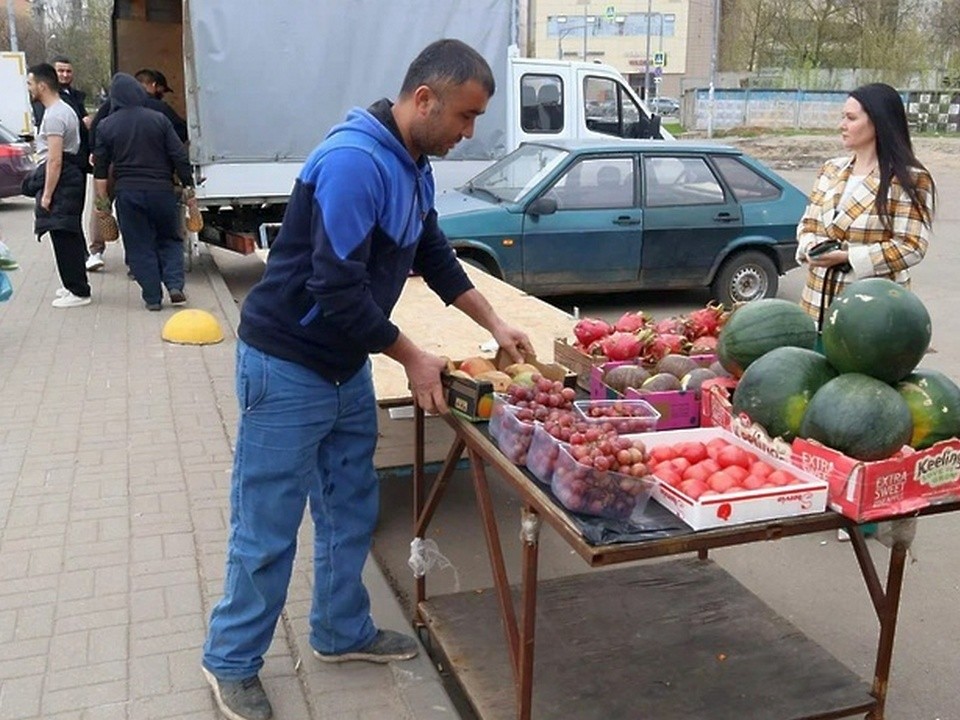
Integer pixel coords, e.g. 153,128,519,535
847,244,874,279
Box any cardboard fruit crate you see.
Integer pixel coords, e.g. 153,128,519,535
792,437,960,523
553,337,608,390
701,378,960,521
590,360,713,431
699,377,793,463
443,349,576,422
642,427,828,530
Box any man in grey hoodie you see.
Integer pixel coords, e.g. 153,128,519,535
93,73,197,310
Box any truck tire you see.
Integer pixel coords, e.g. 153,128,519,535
711,250,778,307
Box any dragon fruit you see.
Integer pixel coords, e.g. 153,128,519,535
653,316,686,336
600,332,643,361
641,330,691,364
613,311,649,334
573,317,613,347
685,303,728,340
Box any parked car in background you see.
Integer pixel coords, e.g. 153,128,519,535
648,96,680,116
0,122,35,199
437,139,809,306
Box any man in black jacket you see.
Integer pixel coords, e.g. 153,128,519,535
135,69,188,143
93,73,197,311
25,63,91,308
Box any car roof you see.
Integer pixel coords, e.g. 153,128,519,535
523,138,742,155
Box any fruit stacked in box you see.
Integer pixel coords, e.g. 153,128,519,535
590,353,730,430
443,350,575,421
707,280,960,521
644,428,828,530
556,303,731,389
492,379,657,520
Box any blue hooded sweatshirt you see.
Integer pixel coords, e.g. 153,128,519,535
239,99,474,384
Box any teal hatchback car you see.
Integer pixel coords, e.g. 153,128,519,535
436,139,808,306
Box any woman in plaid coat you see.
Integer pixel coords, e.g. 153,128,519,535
795,83,936,325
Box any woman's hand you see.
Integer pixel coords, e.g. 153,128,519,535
806,249,850,268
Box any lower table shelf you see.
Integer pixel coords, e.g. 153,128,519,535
419,558,875,720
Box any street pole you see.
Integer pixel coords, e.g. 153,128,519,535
707,0,720,138
644,0,653,100
5,0,18,51
582,3,588,61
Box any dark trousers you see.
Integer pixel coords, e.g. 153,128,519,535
115,189,184,306
50,229,90,297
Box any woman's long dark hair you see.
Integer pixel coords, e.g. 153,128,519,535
849,83,936,232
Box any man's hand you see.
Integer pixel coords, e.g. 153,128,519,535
40,194,52,211
491,321,533,364
404,350,449,415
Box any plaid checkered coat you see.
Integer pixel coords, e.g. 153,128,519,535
795,156,934,325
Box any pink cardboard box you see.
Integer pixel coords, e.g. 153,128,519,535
590,360,712,431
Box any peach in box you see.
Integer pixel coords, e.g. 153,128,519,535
644,427,828,530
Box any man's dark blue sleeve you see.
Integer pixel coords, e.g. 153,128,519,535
412,209,474,305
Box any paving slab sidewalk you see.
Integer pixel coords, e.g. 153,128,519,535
0,210,456,720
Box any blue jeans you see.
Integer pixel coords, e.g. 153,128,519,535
202,341,379,680
114,189,183,305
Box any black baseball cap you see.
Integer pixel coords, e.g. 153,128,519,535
134,68,173,94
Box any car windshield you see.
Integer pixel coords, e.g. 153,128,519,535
0,124,18,144
461,144,569,203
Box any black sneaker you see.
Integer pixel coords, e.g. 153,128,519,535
202,666,273,720
146,302,162,311
313,629,419,664
169,289,187,305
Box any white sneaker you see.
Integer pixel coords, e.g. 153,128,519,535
85,253,105,271
52,291,92,308
55,287,71,298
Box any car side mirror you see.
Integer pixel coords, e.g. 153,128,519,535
527,196,558,217
647,114,662,139
18,133,34,143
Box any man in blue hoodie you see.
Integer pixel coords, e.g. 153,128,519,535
93,73,196,310
200,40,531,720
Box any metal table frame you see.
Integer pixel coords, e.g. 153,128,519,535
411,405,960,720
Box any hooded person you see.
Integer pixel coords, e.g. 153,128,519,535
92,73,198,310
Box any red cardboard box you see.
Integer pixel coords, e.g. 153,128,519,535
702,379,960,521
642,427,828,530
698,377,794,463
590,361,708,430
791,437,960,522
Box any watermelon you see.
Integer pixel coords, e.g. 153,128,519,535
799,373,914,461
896,369,960,449
717,299,818,377
732,347,837,441
821,278,931,383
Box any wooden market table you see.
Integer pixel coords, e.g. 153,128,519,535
410,407,960,720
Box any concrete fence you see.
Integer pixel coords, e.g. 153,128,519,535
682,88,960,134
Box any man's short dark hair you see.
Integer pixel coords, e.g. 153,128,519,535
28,63,59,91
400,39,495,99
51,55,72,65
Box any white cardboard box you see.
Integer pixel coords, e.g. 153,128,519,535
638,427,829,531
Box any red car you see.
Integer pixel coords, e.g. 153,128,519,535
0,123,36,199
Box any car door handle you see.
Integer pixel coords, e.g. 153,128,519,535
713,212,739,223
613,216,642,226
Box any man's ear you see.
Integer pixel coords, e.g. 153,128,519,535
411,85,437,115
